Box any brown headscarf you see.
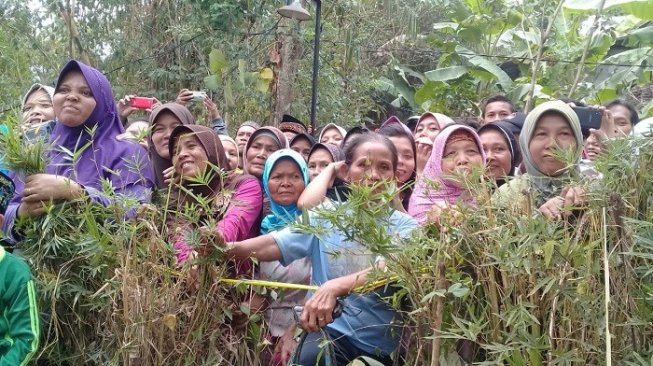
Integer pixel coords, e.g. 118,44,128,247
242,126,289,177
148,103,195,188
168,125,227,199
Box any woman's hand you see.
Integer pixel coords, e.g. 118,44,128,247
332,161,348,181
117,95,137,120
538,186,586,220
415,138,433,178
163,166,178,186
175,89,194,106
22,174,83,204
275,323,298,365
203,97,221,122
300,280,339,333
17,201,47,219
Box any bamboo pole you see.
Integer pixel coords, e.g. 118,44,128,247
567,0,607,98
524,0,566,113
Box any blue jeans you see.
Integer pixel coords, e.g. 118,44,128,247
294,328,394,366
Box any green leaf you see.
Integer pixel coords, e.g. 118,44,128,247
564,0,653,20
424,66,469,82
204,74,221,91
456,45,513,91
447,283,469,298
432,22,459,33
623,26,653,47
543,240,555,266
209,49,228,75
392,71,417,109
224,79,235,107
414,80,446,106
238,59,247,85
420,289,446,303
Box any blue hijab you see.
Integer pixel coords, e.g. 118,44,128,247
260,149,309,234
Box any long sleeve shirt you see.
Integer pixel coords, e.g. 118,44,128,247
174,177,263,264
0,246,39,366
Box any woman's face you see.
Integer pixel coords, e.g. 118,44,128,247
245,136,280,178
480,130,512,180
173,134,209,179
414,116,440,142
267,159,305,206
441,135,484,180
388,136,415,184
22,89,55,126
320,128,343,146
151,112,182,160
528,114,577,176
346,141,395,189
308,148,334,182
222,140,239,171
290,138,312,161
53,71,96,128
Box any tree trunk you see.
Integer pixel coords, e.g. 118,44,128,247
271,21,303,126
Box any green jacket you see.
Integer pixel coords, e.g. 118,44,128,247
0,246,39,366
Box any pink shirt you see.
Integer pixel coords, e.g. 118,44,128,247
174,177,263,264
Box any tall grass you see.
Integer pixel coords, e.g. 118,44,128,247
1,112,651,365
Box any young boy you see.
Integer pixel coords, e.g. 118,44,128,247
0,241,40,365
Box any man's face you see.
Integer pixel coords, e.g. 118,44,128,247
608,105,633,136
482,101,513,124
235,126,256,153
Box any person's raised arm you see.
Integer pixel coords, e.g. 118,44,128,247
225,233,282,262
298,161,346,210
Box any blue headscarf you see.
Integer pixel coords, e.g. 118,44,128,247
260,149,309,234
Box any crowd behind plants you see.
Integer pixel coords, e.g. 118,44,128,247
1,0,653,366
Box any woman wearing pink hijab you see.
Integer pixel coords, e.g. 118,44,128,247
408,124,486,225
413,112,455,178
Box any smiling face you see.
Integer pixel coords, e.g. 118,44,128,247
22,89,55,126
173,134,209,179
290,138,312,162
414,116,440,142
267,159,305,206
346,141,395,189
320,127,344,146
480,129,512,180
53,70,96,128
528,113,578,176
388,136,415,184
235,125,256,153
441,133,484,180
151,111,182,160
245,135,280,178
308,148,334,182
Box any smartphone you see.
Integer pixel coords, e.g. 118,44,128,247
572,106,602,131
130,97,155,110
0,172,16,214
189,91,207,102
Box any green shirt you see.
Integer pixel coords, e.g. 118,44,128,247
0,246,39,365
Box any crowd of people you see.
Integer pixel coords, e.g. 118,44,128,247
2,59,652,366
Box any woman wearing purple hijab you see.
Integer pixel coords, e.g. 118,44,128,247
2,60,155,243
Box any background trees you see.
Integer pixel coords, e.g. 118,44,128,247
2,0,651,130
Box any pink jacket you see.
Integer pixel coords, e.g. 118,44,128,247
174,177,263,265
